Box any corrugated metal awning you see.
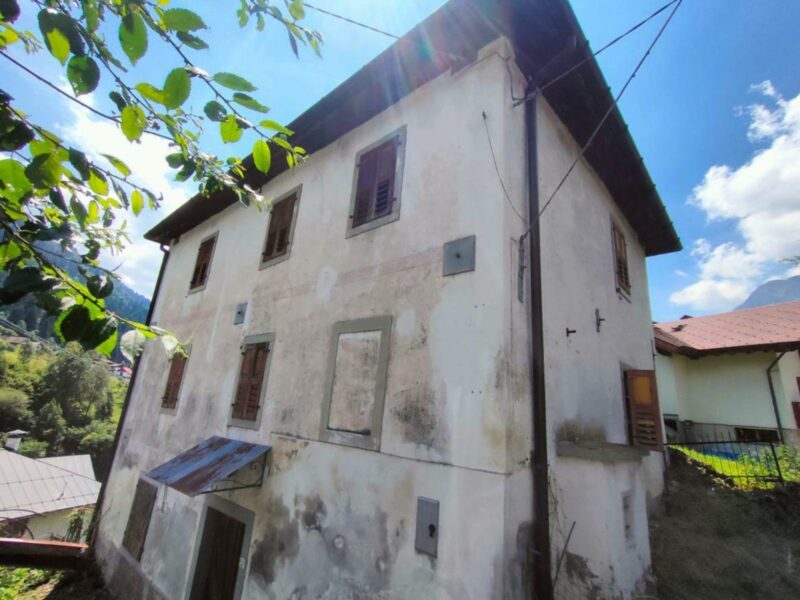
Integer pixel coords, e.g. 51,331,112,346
146,436,270,496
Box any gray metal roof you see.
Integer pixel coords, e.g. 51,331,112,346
39,455,96,481
0,450,100,521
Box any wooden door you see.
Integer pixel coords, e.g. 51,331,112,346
191,508,246,600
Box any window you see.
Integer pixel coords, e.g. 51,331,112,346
612,222,631,295
229,333,274,428
319,316,392,450
190,234,217,291
161,352,188,411
260,188,300,268
347,127,406,237
793,401,800,428
734,427,780,443
122,478,157,561
623,369,663,450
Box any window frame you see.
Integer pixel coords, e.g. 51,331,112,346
611,220,631,298
188,231,219,294
623,368,664,450
345,126,407,238
319,316,393,451
160,346,190,416
227,332,275,430
259,185,302,270
121,477,158,562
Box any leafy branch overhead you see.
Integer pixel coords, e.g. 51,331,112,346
0,0,321,358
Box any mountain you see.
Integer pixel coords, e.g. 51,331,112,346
0,243,151,362
736,276,800,310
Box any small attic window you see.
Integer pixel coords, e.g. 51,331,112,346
190,234,217,291
261,188,300,269
611,222,631,295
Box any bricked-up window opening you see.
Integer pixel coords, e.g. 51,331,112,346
612,222,631,294
262,194,297,263
162,353,187,410
353,137,398,227
232,342,269,421
122,478,157,561
624,369,663,449
190,237,215,289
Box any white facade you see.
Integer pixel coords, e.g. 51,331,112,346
96,35,668,600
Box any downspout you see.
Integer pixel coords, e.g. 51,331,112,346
766,352,786,443
88,243,171,551
525,92,554,600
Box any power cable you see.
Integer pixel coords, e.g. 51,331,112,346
304,2,399,39
481,111,527,224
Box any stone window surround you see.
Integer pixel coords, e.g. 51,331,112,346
187,231,219,296
159,344,192,417
258,184,303,270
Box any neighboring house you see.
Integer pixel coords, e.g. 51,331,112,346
654,301,800,445
0,451,99,541
95,1,679,599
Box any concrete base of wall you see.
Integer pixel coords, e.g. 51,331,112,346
94,536,169,600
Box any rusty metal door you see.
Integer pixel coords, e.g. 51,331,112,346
190,507,246,600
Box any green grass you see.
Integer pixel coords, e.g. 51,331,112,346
672,444,800,490
0,567,57,600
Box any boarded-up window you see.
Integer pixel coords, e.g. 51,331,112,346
328,330,382,435
122,478,157,561
262,194,297,264
353,137,399,227
162,353,187,410
232,341,270,422
190,236,216,289
612,222,631,294
624,370,663,449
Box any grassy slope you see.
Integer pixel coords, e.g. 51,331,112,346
651,453,800,599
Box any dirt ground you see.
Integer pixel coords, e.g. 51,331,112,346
651,452,800,600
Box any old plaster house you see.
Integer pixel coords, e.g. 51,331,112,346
94,0,680,598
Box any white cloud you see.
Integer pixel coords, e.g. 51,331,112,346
54,87,190,297
670,82,800,313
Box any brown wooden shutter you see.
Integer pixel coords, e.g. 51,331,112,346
373,140,397,218
122,479,157,561
353,149,378,226
162,354,187,409
190,237,215,289
232,342,269,421
612,224,631,293
262,195,296,262
624,369,663,449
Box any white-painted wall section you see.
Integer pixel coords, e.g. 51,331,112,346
97,36,665,600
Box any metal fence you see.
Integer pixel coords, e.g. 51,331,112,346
667,432,786,487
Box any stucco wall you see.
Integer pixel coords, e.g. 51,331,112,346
97,36,663,600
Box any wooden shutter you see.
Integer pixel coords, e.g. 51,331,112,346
353,137,397,227
262,195,296,262
162,354,187,409
624,369,663,449
232,342,269,421
612,223,631,294
190,238,215,289
792,401,800,428
122,479,157,561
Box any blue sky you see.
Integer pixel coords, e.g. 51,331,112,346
3,0,799,321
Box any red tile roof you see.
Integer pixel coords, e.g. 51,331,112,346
654,301,800,356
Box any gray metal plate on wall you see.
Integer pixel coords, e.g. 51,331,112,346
443,235,476,276
415,496,439,557
234,302,247,325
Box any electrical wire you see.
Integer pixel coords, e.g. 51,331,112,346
481,111,527,224
304,2,399,39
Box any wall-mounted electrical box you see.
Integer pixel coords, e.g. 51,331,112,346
233,302,247,325
415,496,439,558
443,235,476,276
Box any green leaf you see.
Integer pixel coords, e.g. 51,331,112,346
131,189,144,215
0,118,33,151
219,114,243,143
87,167,108,195
24,153,62,188
231,92,269,113
68,147,90,180
288,0,305,21
135,82,166,105
0,159,31,202
45,28,70,64
176,31,208,50
252,139,271,173
87,199,99,223
0,241,21,269
109,91,127,112
28,139,57,156
38,9,83,59
120,105,146,141
87,274,113,299
259,119,294,136
81,0,99,32
0,0,21,24
162,68,191,110
120,329,146,361
94,325,118,357
102,153,131,177
119,11,148,65
67,55,100,96
203,100,227,122
49,187,68,213
162,8,207,32
212,72,256,92
70,196,87,226
165,152,184,168
0,267,56,304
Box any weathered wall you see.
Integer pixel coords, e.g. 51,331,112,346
536,98,663,598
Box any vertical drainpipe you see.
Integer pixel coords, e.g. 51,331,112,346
88,243,171,551
766,351,786,443
525,92,554,600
